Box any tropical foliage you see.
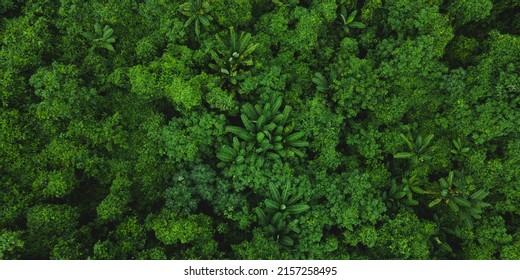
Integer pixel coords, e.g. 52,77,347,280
0,0,518,260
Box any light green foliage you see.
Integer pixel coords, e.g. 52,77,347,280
287,7,323,58
374,212,436,259
112,216,146,258
162,112,225,164
148,211,215,254
313,0,338,23
315,172,386,232
128,50,203,110
33,169,76,198
233,230,291,259
92,240,117,260
29,63,97,130
128,65,160,98
213,0,252,28
300,97,344,170
27,204,79,238
464,216,512,259
0,14,51,71
96,174,132,223
191,72,239,113
51,237,85,260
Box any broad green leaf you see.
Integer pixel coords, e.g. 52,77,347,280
400,133,414,150
403,198,419,206
255,208,267,224
242,103,259,120
217,151,234,162
346,10,357,23
288,140,309,147
447,200,459,212
452,196,471,208
411,186,427,194
241,114,255,131
394,191,407,199
470,189,488,200
198,15,210,26
226,126,254,141
421,134,434,151
394,152,414,158
195,20,200,36
269,183,281,204
272,97,283,115
103,27,114,39
428,198,442,208
256,115,266,130
286,204,309,214
103,43,115,52
349,21,365,29
265,199,279,211
284,131,305,143
238,32,251,53
279,236,294,246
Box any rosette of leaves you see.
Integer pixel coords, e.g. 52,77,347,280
256,211,296,247
179,0,213,37
216,136,249,167
216,97,309,167
428,171,491,228
394,134,436,165
255,182,309,247
264,182,310,215
384,175,431,209
451,138,470,156
210,26,259,85
450,138,470,163
81,23,116,52
338,6,365,33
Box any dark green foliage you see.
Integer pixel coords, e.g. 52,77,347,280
0,0,518,260
447,0,493,26
0,230,24,259
255,181,310,247
338,5,365,33
210,26,259,85
394,134,436,165
179,0,213,37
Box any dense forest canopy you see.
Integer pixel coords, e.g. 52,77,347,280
1,0,519,260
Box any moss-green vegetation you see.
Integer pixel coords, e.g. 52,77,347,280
1,0,519,259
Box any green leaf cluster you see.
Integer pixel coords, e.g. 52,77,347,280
82,23,116,52
217,96,308,167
